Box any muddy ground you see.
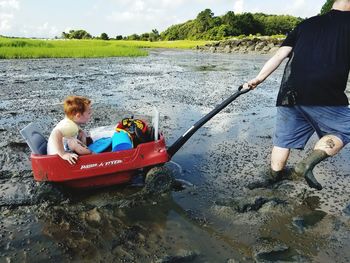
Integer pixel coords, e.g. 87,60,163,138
0,49,349,262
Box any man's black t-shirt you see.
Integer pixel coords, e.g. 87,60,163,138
277,9,350,106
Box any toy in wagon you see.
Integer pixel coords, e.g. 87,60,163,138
20,86,250,189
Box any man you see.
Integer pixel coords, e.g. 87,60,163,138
244,0,350,190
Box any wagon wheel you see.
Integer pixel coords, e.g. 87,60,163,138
144,166,174,195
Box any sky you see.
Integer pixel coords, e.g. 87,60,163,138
0,0,327,38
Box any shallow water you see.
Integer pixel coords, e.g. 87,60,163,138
0,49,349,262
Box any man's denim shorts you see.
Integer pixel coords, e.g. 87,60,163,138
273,105,350,149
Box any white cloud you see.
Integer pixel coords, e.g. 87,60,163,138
0,0,325,38
293,0,305,9
0,0,19,34
105,0,231,35
106,1,176,35
0,0,19,9
234,0,244,13
14,23,60,38
289,0,319,17
0,13,13,31
133,0,145,12
37,22,59,37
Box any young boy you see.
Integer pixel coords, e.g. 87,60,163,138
47,96,93,164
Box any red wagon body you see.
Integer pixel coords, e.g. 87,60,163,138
30,135,169,188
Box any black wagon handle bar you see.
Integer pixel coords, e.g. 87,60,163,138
167,85,251,158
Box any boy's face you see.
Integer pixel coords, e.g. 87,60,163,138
75,104,92,124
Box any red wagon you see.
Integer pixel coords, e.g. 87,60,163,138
21,87,249,188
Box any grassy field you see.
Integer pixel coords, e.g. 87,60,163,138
0,38,209,59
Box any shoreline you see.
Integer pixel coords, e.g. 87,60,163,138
196,37,284,54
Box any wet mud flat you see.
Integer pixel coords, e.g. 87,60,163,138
0,49,350,262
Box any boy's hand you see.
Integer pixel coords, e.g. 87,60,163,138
62,152,78,165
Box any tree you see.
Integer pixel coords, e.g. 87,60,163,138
235,13,262,35
222,11,240,36
159,10,303,40
140,32,149,41
149,29,160,41
127,34,140,40
115,35,123,40
100,32,109,40
255,14,302,35
61,29,92,39
61,32,69,39
320,0,334,15
196,9,215,33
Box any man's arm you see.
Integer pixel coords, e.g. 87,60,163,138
244,46,292,89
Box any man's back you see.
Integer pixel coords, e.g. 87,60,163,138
277,10,350,106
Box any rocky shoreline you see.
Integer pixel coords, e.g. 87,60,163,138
197,37,284,54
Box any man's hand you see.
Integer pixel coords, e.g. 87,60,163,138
243,77,262,90
62,152,79,165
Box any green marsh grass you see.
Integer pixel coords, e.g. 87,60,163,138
0,38,209,59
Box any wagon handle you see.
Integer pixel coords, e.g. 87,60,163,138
167,85,251,158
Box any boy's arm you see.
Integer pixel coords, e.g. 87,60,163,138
70,139,92,155
51,128,78,164
78,129,93,145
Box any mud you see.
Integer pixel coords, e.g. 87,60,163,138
0,49,349,262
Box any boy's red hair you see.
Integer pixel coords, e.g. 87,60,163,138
63,96,91,119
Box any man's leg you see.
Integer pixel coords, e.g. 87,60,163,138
269,146,290,181
294,135,343,190
314,134,343,156
271,146,290,171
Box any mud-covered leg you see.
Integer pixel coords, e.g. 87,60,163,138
294,150,328,190
269,146,290,182
294,135,343,190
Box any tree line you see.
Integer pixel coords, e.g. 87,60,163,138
61,30,108,40
61,29,160,41
62,11,302,41
62,1,333,41
160,9,303,40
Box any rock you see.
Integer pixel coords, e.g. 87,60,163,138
292,216,306,233
343,204,350,216
156,249,198,263
255,42,266,51
231,40,241,47
232,46,240,52
253,242,290,262
216,46,225,52
219,41,227,48
239,46,248,53
215,196,286,213
247,45,256,52
269,46,279,53
198,37,284,54
224,45,231,53
262,46,271,52
259,200,283,213
85,208,102,224
112,246,134,260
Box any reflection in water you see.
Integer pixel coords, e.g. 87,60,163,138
32,191,248,262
